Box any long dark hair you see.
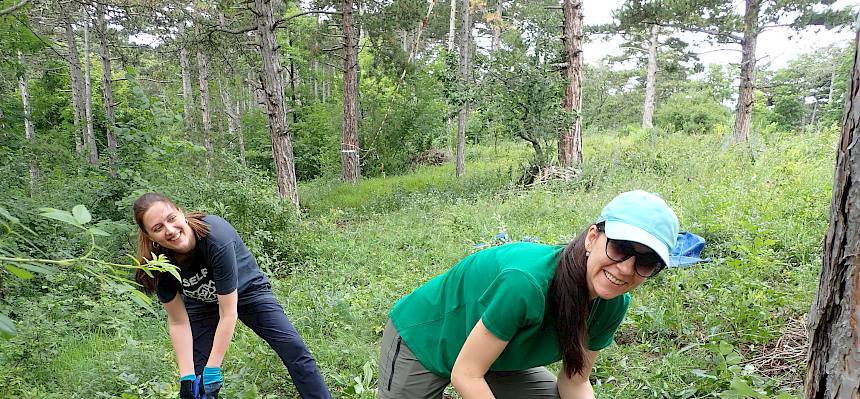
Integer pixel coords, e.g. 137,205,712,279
132,192,210,294
547,224,594,378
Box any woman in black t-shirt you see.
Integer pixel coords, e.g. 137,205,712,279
133,192,332,399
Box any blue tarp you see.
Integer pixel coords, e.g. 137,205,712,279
669,231,711,268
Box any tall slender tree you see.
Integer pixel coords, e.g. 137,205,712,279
17,50,38,189
456,0,471,177
195,23,214,178
62,18,84,154
95,5,118,177
341,0,360,183
178,25,196,136
559,0,583,168
255,0,299,206
82,16,97,166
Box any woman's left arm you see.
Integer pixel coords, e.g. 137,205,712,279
206,291,239,368
556,350,597,399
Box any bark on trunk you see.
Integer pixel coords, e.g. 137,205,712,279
456,0,471,177
195,25,214,179
448,0,456,52
82,19,98,166
732,0,759,143
313,14,320,100
220,83,246,167
63,19,84,154
255,0,299,207
341,0,361,183
18,51,39,188
179,26,196,135
96,6,118,177
491,0,502,52
642,24,659,130
559,0,584,168
804,26,860,399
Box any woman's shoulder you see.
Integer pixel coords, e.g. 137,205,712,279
489,242,564,263
199,215,240,244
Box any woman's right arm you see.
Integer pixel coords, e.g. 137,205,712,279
450,319,509,399
163,295,195,377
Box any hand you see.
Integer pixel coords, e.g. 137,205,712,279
202,381,222,399
201,367,223,399
179,379,196,399
179,374,200,399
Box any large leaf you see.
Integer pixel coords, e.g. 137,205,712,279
88,227,110,237
39,208,80,226
17,263,58,275
0,207,19,223
0,313,16,339
128,290,157,317
72,205,91,225
4,264,33,279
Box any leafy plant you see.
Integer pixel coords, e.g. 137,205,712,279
0,205,179,338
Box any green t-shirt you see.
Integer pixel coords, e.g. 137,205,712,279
389,242,630,378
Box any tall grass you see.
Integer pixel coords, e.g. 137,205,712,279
0,128,838,398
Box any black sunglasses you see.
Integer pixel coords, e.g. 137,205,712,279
604,238,665,277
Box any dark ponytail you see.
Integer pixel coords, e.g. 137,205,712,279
548,225,593,378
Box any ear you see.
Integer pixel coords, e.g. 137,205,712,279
584,224,600,252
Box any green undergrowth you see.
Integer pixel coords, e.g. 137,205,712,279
0,127,837,398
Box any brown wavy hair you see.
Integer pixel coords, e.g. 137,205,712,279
132,192,210,294
547,223,597,378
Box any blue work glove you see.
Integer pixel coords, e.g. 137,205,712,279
201,367,223,399
179,374,198,399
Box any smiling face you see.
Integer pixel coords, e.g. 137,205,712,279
583,225,648,300
141,201,196,254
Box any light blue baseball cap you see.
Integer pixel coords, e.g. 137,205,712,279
596,190,679,266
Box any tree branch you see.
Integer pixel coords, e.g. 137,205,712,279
275,10,341,27
0,0,30,16
648,21,742,43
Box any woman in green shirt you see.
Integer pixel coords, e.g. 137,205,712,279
379,190,679,399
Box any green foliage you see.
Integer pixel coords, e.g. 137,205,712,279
480,49,567,166
0,204,180,337
655,90,732,135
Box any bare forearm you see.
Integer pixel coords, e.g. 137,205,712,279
167,321,195,376
451,375,496,399
205,313,238,367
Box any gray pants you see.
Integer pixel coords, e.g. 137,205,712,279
378,320,560,399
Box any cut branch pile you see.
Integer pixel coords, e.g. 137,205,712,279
742,315,809,387
525,165,582,186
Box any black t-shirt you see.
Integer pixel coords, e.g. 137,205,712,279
156,215,272,313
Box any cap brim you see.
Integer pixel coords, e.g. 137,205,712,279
604,221,672,267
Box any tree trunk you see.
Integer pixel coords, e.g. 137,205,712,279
195,25,215,179
448,0,456,52
491,0,502,52
456,0,472,177
18,51,39,189
313,14,321,101
220,82,246,167
446,0,457,153
732,0,759,143
559,0,584,168
179,27,196,135
255,0,299,207
642,24,659,130
63,19,84,155
341,0,361,183
96,6,118,177
805,25,860,399
82,19,98,166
